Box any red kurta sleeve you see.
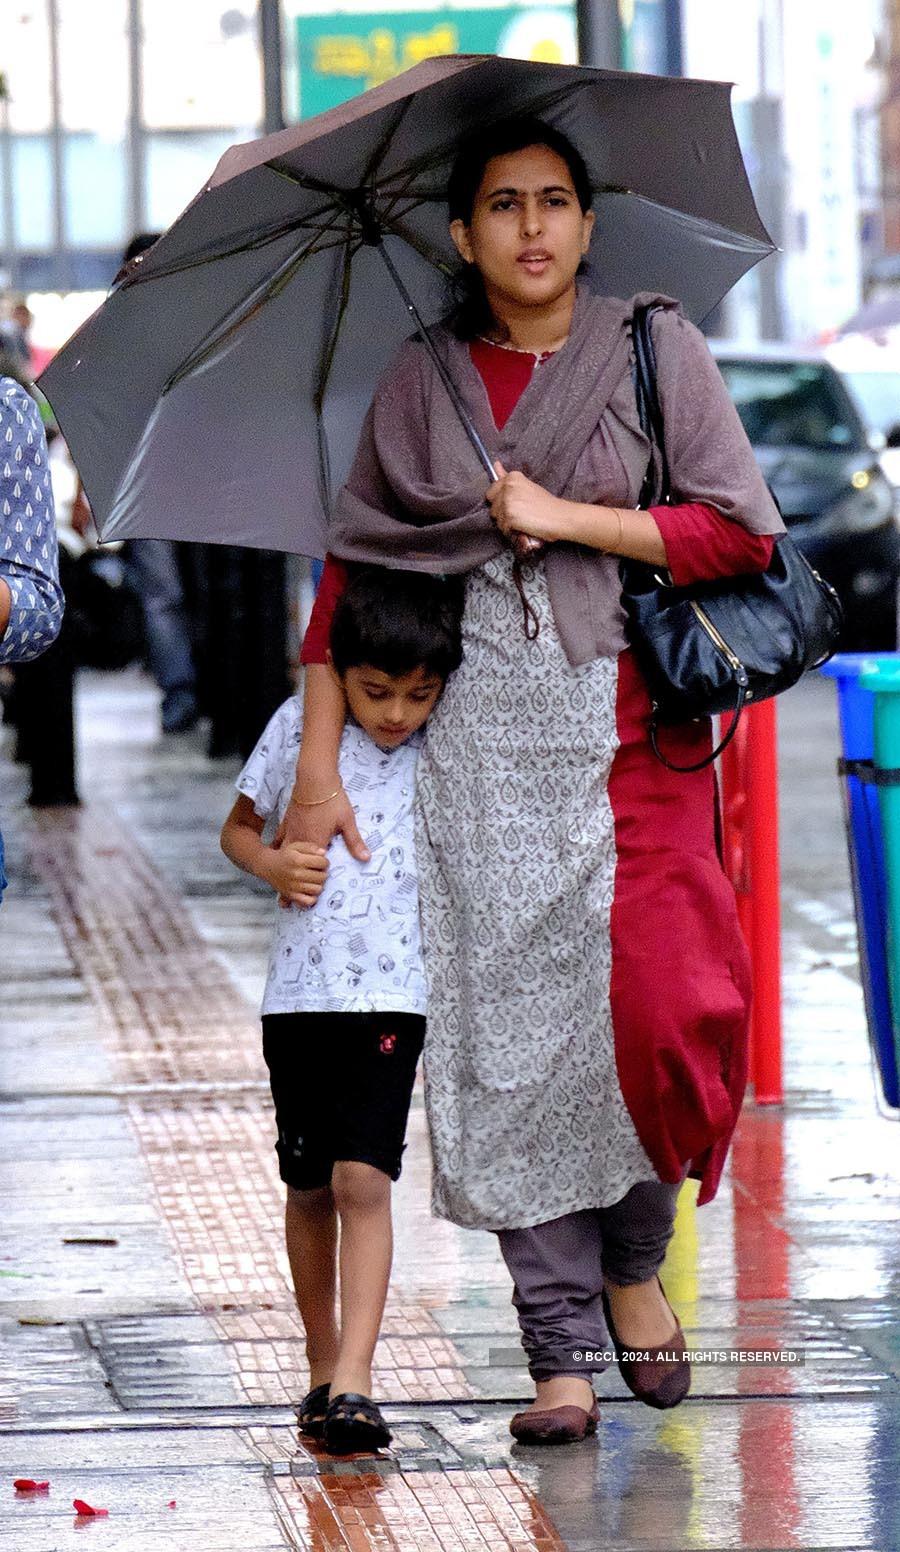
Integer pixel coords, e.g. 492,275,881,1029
299,555,349,665
649,502,774,587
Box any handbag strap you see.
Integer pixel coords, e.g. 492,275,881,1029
631,303,748,773
632,304,671,506
650,684,747,773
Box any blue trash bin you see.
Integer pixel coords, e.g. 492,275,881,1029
821,654,900,1109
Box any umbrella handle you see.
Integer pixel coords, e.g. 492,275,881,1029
374,237,495,474
373,238,545,559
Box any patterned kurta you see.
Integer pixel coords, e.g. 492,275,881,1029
415,552,656,1230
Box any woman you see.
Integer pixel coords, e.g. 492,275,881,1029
287,117,784,1444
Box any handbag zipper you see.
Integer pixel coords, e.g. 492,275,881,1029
688,600,750,690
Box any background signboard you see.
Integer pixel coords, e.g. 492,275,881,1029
295,6,577,118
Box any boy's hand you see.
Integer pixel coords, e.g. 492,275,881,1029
261,842,329,908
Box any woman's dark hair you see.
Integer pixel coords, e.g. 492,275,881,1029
329,566,464,681
445,117,593,342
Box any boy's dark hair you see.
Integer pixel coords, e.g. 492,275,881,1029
329,567,463,681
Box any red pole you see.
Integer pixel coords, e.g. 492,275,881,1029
745,698,783,1103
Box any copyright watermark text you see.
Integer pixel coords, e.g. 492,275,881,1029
489,1346,806,1367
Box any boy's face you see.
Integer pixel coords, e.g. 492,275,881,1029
332,660,444,750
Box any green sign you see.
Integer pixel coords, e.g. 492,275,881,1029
296,7,577,119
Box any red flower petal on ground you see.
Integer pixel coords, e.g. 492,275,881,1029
14,1479,49,1491
73,1499,108,1516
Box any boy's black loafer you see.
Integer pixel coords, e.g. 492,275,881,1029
324,1392,392,1454
296,1381,331,1437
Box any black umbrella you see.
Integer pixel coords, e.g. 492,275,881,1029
40,54,774,557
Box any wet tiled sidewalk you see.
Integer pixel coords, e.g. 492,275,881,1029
1,668,900,1550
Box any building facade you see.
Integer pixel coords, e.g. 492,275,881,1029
0,0,262,291
682,0,885,342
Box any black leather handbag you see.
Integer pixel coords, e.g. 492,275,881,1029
621,305,843,772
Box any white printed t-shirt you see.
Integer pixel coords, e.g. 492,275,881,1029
236,695,426,1017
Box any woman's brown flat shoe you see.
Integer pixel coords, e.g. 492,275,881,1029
509,1396,600,1445
602,1277,691,1410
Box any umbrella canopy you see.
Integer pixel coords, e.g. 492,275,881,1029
39,54,774,559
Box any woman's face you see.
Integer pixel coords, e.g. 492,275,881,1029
449,143,594,313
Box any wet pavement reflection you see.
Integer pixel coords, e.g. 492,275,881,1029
1,669,899,1549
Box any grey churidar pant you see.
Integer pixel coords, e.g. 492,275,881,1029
496,1180,682,1381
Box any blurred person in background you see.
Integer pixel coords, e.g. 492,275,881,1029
0,292,34,379
0,372,65,894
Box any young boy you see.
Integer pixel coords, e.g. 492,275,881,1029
220,567,462,1454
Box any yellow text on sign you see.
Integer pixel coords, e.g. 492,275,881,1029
313,26,460,90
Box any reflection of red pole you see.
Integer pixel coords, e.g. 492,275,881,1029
720,701,783,1104
732,1112,799,1546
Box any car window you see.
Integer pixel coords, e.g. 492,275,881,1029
716,360,861,451
840,371,900,437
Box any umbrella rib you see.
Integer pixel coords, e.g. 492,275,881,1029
161,226,354,396
377,176,433,230
116,204,346,290
362,94,416,191
257,86,583,240
353,77,635,232
313,224,361,517
263,157,421,231
377,209,457,278
266,163,347,197
358,79,596,207
263,96,416,214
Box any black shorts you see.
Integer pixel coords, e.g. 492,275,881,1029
261,1010,425,1190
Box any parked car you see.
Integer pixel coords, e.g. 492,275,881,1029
710,340,900,648
824,332,900,487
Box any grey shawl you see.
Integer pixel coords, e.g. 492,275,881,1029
328,281,785,664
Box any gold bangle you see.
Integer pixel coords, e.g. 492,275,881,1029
290,786,343,809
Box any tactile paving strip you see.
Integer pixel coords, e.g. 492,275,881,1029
26,808,265,1086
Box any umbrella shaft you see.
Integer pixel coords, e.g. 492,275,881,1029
374,239,497,483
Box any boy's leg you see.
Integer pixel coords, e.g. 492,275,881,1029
326,1011,425,1399
261,1013,342,1388
285,1184,340,1388
329,1161,393,1398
